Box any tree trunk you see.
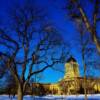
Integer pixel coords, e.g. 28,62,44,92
83,63,87,100
17,84,23,100
82,53,87,100
84,76,87,100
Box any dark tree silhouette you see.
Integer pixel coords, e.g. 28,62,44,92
0,0,69,100
66,0,100,53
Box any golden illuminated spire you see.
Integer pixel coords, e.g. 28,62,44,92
64,56,80,79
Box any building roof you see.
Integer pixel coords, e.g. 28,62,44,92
66,56,77,62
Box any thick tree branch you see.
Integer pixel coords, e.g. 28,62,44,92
71,0,100,53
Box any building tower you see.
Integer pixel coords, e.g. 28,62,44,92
64,56,80,79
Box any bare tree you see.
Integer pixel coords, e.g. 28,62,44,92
0,1,69,100
78,31,89,100
70,20,96,99
66,0,100,53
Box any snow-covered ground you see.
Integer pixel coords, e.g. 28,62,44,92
0,94,100,100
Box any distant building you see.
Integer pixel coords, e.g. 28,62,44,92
29,57,100,95
64,56,80,79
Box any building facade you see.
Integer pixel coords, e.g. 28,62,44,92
31,57,100,95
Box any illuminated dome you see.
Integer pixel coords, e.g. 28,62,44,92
67,56,77,62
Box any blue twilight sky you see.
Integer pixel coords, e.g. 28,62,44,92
0,0,100,83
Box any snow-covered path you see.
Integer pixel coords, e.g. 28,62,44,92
0,94,100,100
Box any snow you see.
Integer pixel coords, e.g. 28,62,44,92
0,94,100,100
